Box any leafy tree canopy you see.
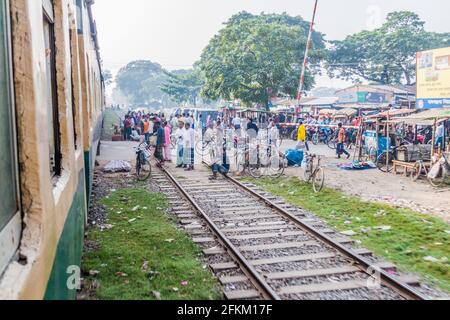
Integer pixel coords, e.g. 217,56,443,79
161,68,205,106
198,12,326,108
115,60,168,105
327,11,450,85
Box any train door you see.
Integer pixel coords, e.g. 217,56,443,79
0,0,21,277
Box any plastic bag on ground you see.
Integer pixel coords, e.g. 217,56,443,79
103,160,132,173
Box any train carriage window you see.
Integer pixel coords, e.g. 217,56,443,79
69,27,78,150
0,0,21,276
43,0,62,176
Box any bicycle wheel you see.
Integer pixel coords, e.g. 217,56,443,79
304,163,313,182
235,151,246,176
327,138,336,150
248,162,263,178
195,141,209,157
135,156,142,178
368,147,378,163
376,152,394,173
411,161,424,182
313,167,325,193
312,133,319,145
136,154,152,181
270,155,286,179
291,131,298,141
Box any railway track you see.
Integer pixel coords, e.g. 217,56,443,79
152,163,432,300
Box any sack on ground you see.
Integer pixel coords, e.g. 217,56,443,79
285,149,304,167
103,160,132,173
296,141,306,150
428,162,441,179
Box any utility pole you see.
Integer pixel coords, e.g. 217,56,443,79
296,0,319,118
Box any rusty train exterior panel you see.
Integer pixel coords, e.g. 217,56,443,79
0,0,104,300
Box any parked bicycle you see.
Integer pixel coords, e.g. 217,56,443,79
235,141,286,179
327,130,338,150
303,153,325,193
312,128,332,146
135,142,152,181
375,138,412,173
195,139,214,157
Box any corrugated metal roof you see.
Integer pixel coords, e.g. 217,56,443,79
372,85,415,95
273,98,316,106
335,84,416,95
336,103,391,110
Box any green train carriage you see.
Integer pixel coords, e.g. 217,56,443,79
0,0,104,300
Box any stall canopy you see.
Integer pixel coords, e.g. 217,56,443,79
319,108,337,116
386,108,450,125
335,103,391,110
335,108,357,118
407,108,450,120
386,117,438,126
366,108,417,119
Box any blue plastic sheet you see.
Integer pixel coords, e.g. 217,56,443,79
285,149,304,167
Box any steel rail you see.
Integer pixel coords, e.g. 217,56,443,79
158,165,281,301
201,161,428,301
228,177,428,300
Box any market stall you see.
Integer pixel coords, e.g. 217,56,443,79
383,117,435,178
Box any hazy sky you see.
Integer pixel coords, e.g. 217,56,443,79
92,0,450,88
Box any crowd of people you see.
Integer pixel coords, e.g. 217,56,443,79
120,109,448,177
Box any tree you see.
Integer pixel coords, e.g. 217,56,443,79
198,12,326,109
327,11,450,85
161,69,204,106
115,60,167,104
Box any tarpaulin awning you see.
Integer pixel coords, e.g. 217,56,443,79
385,118,437,126
335,108,357,117
366,108,417,119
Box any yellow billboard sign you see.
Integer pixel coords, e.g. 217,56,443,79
416,47,450,109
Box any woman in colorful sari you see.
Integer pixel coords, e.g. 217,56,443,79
163,121,172,162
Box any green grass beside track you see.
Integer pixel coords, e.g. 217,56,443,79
82,188,221,300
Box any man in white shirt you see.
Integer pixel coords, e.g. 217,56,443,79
175,121,186,168
203,122,216,163
184,121,196,171
232,115,242,136
130,129,141,142
204,122,215,144
268,121,280,148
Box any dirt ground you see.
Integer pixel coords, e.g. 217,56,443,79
280,142,450,223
